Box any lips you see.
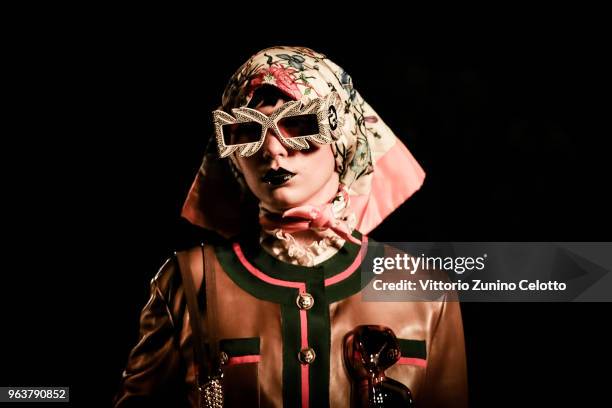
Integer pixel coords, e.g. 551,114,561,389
261,167,296,186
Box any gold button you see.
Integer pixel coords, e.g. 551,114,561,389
219,351,229,365
296,292,314,310
298,347,316,365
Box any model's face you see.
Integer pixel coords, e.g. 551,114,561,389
233,97,339,211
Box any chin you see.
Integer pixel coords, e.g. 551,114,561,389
266,188,304,210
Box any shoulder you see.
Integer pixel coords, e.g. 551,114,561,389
151,228,230,289
150,235,231,305
147,244,206,326
149,255,181,306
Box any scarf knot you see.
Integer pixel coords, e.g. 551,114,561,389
259,186,361,245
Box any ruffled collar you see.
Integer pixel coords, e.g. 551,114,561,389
258,185,357,266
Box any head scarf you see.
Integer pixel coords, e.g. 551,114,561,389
182,46,425,238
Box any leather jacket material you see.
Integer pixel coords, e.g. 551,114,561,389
114,234,467,407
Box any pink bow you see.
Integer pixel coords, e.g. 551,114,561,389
260,204,361,245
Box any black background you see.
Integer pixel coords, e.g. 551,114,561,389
3,7,610,407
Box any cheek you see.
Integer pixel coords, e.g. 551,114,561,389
296,145,336,184
304,145,336,173
234,156,259,188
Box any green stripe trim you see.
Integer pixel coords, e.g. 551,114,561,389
215,234,371,305
327,239,384,303
239,231,363,283
281,304,302,407
212,234,385,407
306,279,330,407
219,337,260,356
398,339,427,359
214,242,295,305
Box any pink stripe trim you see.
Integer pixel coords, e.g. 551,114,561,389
299,310,308,348
227,355,261,365
232,235,370,408
233,237,368,408
324,236,368,286
299,308,309,408
301,364,309,408
300,310,310,408
398,357,427,367
233,243,305,290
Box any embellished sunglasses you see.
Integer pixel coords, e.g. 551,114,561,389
212,91,344,158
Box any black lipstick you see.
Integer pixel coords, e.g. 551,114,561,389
261,167,296,186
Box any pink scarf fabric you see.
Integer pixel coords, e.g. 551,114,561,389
259,204,361,245
181,46,426,239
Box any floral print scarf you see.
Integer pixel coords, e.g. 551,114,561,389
182,46,425,238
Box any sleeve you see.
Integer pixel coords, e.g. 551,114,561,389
113,257,190,407
418,295,469,408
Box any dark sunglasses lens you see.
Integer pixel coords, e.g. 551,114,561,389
278,114,319,138
222,122,263,145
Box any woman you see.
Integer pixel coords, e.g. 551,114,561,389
114,46,467,407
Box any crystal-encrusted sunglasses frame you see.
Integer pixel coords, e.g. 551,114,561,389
212,91,344,158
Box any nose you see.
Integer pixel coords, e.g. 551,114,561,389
261,128,288,160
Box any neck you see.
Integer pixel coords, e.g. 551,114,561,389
261,176,341,247
258,178,358,266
